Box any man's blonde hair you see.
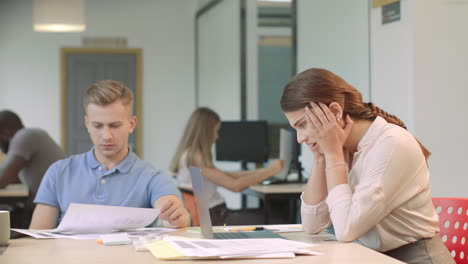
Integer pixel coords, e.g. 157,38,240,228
83,80,134,114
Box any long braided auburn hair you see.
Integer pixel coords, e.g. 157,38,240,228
280,68,430,160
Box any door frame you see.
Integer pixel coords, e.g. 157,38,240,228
60,48,143,157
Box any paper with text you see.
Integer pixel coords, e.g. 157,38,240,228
12,227,174,240
264,224,303,233
146,236,321,260
51,203,160,234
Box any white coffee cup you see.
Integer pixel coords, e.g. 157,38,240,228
0,210,10,245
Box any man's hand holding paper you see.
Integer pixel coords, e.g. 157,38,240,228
155,195,190,228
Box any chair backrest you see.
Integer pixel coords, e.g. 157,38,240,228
432,197,468,264
179,188,200,226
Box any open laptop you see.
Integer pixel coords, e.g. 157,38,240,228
188,166,285,239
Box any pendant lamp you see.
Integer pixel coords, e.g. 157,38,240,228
33,0,86,32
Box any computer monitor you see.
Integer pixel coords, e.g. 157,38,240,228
263,127,303,184
289,127,303,181
215,121,268,163
271,128,293,181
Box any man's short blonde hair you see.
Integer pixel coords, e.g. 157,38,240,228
83,80,134,114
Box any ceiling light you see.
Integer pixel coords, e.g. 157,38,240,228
33,0,86,32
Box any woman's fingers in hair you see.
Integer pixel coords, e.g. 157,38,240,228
304,106,320,134
317,102,338,125
309,102,334,126
309,102,327,125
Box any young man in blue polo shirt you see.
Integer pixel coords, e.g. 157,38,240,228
30,80,190,229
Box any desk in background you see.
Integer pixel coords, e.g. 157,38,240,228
0,184,29,228
0,184,28,206
242,183,306,224
0,153,28,207
0,228,403,264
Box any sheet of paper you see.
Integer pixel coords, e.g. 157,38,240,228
51,203,160,234
124,227,175,237
146,240,186,259
152,236,320,260
12,227,175,240
220,252,296,259
11,229,71,239
265,224,303,233
145,240,300,260
185,227,224,234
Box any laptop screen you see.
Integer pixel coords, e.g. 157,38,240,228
188,166,215,239
188,166,286,240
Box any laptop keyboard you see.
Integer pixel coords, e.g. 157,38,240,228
213,232,250,239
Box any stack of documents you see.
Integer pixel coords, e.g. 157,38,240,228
53,203,161,234
146,236,322,260
12,203,172,239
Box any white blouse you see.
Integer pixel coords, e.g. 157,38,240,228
176,152,225,209
301,116,439,252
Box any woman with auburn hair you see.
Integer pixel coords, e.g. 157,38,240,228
280,68,453,263
170,107,283,225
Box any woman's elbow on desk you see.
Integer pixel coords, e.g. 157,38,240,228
302,215,331,235
333,226,362,243
303,223,329,235
301,210,331,235
335,234,358,243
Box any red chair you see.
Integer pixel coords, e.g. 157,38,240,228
432,197,468,264
179,187,200,226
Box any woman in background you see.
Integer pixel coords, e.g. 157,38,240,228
280,68,453,263
170,107,282,225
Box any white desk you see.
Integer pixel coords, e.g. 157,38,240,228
242,183,306,224
0,184,28,197
0,184,28,205
0,228,403,264
0,184,30,228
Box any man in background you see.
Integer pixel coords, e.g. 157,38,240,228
30,80,190,229
0,110,65,228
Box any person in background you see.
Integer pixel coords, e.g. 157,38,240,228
30,80,190,229
170,107,283,225
280,68,453,263
0,110,65,228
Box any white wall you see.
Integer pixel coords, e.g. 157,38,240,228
297,0,370,101
298,0,468,197
412,0,468,197
197,0,241,120
297,0,370,175
371,0,468,197
0,0,196,173
196,0,259,121
370,0,414,131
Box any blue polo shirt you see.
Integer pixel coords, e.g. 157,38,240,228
34,148,178,222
